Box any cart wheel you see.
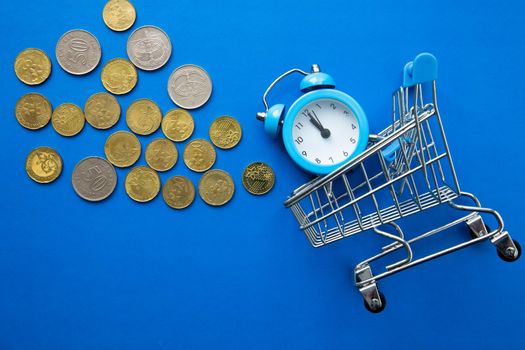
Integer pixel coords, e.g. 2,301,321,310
364,292,386,313
497,239,522,262
468,224,491,239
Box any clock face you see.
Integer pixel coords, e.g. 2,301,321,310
291,98,361,167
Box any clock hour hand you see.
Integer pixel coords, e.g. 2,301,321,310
307,110,331,139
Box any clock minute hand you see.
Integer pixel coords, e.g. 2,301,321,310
307,110,331,139
308,112,323,131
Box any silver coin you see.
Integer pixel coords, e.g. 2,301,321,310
126,25,172,71
167,64,212,109
56,29,102,75
72,156,117,202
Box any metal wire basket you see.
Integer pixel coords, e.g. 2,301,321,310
283,53,521,312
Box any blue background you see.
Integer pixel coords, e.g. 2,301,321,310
1,0,524,349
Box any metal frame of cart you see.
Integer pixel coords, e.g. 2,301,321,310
283,53,521,312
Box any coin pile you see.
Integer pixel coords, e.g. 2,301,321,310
17,0,276,209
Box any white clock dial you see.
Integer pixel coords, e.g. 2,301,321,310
291,99,360,166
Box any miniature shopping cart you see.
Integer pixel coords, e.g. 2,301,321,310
283,53,521,312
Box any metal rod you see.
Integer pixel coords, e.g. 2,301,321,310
284,108,436,207
261,68,308,111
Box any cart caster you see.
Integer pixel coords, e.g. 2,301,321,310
466,215,490,239
355,264,387,313
364,291,387,313
496,239,521,262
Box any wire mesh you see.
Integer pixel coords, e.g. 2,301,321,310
286,81,461,247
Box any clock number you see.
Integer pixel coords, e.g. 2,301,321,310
315,158,321,164
350,137,356,144
295,136,304,144
301,151,307,157
343,151,349,157
295,122,304,130
329,157,334,164
316,103,322,109
301,109,310,118
344,110,350,115
351,124,357,130
330,103,336,110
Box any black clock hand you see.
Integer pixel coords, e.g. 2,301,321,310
307,110,331,139
309,115,323,131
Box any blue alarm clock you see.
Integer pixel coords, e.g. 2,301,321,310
256,65,369,175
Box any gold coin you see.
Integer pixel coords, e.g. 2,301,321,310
125,166,161,202
145,138,178,172
198,169,235,206
104,131,141,167
101,58,138,95
183,139,216,172
209,116,242,149
14,48,52,85
126,99,162,135
242,162,275,195
103,0,136,32
25,146,62,184
162,109,194,142
84,92,121,129
51,103,85,137
162,176,195,209
15,93,52,130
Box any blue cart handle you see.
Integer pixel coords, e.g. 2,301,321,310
380,136,412,163
403,53,438,87
381,139,402,163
